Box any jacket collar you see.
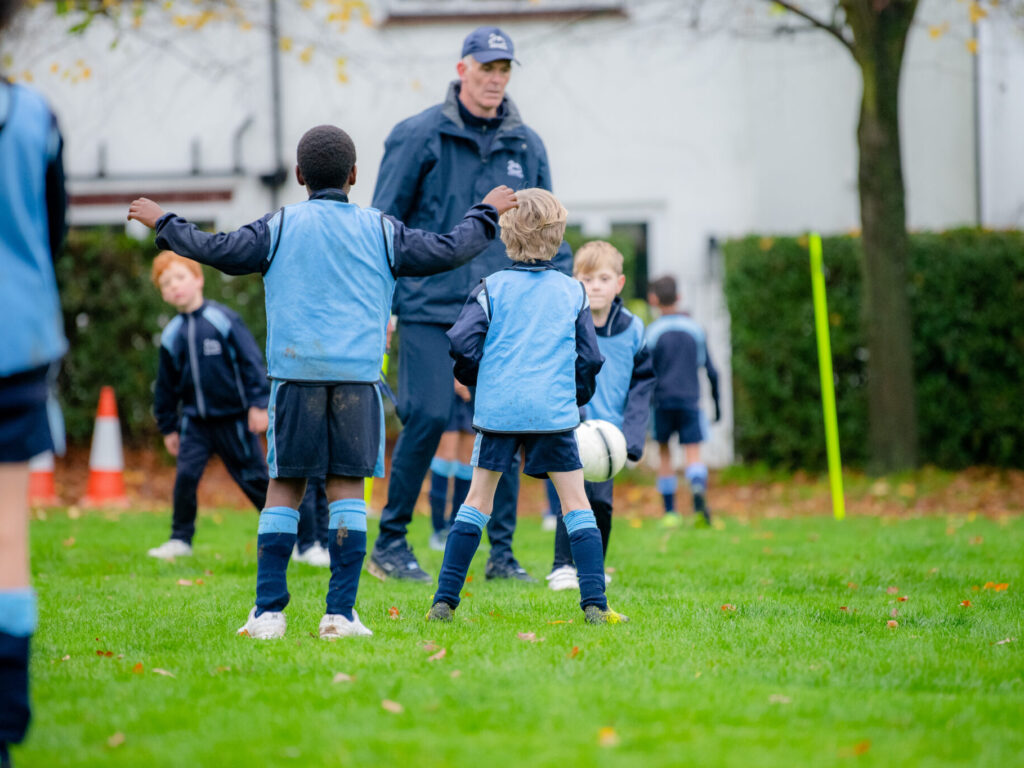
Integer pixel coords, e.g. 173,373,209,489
308,188,349,203
595,296,634,338
440,81,525,141
506,261,558,272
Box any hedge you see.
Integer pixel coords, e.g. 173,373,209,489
723,229,1024,469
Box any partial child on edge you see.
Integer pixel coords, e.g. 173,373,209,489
646,275,721,525
546,241,655,592
129,125,516,640
148,251,270,560
429,188,629,625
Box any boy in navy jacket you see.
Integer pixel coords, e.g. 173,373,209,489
429,189,628,625
147,251,271,560
129,124,515,640
546,241,655,592
646,275,721,525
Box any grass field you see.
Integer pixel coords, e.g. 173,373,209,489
14,503,1024,767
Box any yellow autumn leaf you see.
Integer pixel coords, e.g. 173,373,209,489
280,37,293,52
968,2,988,23
966,39,978,55
299,46,314,64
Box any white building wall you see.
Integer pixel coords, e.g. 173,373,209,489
4,0,1021,467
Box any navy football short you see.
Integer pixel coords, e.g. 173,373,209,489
446,390,474,433
267,380,382,479
0,365,63,463
653,406,708,445
472,429,581,479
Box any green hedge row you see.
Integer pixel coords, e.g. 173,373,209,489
56,228,267,444
723,229,1024,469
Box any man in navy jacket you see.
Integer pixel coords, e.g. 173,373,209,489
369,25,569,583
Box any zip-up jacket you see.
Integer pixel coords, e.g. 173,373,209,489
645,312,720,416
0,78,68,377
447,264,604,433
154,189,499,383
582,297,655,460
372,82,570,325
154,300,269,435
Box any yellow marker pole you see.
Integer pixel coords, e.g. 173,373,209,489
809,233,846,520
364,351,390,508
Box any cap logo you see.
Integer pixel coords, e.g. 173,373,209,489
488,32,509,50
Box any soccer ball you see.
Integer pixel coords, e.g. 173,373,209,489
574,419,628,483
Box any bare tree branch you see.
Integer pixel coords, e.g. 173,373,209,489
763,0,854,53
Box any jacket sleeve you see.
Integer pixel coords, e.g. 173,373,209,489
154,212,274,276
446,281,490,387
371,123,436,220
228,314,270,410
622,340,656,460
574,301,605,407
45,115,67,261
705,342,721,422
388,204,500,278
154,347,181,435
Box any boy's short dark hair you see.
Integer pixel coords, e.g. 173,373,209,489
649,275,678,306
0,0,25,31
296,125,356,191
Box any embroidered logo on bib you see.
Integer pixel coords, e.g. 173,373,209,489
506,159,524,179
203,338,222,356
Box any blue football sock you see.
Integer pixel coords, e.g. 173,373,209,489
657,475,678,514
685,463,708,494
0,589,36,638
429,470,450,533
451,466,472,523
564,509,608,610
326,499,367,620
255,506,299,615
434,504,489,608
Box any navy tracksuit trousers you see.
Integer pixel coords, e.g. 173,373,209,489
171,414,268,544
376,322,518,560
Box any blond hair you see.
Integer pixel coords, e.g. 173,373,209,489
151,251,202,286
499,188,567,263
573,240,624,277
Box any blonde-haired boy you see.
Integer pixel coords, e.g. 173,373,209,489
546,240,656,591
430,189,629,624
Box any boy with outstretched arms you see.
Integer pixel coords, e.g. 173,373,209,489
546,241,655,592
646,275,721,525
148,251,270,560
129,124,516,640
428,189,629,625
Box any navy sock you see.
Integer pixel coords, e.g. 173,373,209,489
326,500,367,620
657,475,678,514
434,504,489,608
564,509,607,610
255,506,299,615
0,589,35,746
429,471,450,533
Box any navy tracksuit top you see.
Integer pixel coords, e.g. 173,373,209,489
645,312,720,415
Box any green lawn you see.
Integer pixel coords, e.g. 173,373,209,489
15,505,1024,767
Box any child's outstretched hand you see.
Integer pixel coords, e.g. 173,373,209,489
127,198,166,229
482,185,518,215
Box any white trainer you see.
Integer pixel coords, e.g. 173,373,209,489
546,565,579,591
147,539,193,560
428,530,448,552
319,610,373,639
293,543,331,568
540,514,558,532
236,607,286,639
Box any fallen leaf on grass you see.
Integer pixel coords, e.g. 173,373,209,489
152,668,175,677
983,582,1009,591
388,606,400,619
176,579,193,587
466,574,473,583
332,673,354,683
768,694,791,704
132,662,144,674
993,638,1015,646
96,650,114,657
547,619,573,624
838,606,849,612
567,646,580,659
598,727,620,747
886,586,899,594
422,642,439,652
463,591,472,598
450,670,462,678
628,518,642,529
847,582,858,590
381,699,403,714
517,632,544,643
62,537,75,547
721,604,736,612
890,608,899,618
853,740,871,755
60,655,70,661
960,600,972,607
886,620,898,629
969,536,984,545
67,506,81,519
107,732,125,748
427,648,447,662
897,596,909,602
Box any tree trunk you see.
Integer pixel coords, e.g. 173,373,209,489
849,3,919,472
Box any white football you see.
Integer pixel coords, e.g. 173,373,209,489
574,419,628,483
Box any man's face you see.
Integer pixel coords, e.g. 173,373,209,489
577,268,626,315
457,57,512,118
158,262,204,312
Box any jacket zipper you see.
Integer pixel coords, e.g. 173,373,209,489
187,314,207,417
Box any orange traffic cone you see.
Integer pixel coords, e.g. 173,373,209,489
28,450,61,506
80,386,129,508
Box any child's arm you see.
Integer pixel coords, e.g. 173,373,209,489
388,186,518,278
705,344,722,423
574,300,605,407
128,198,275,276
621,338,656,460
153,346,181,451
446,281,490,386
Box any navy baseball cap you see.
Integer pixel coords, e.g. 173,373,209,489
461,26,519,64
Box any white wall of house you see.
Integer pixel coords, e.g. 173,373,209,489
4,0,1021,466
